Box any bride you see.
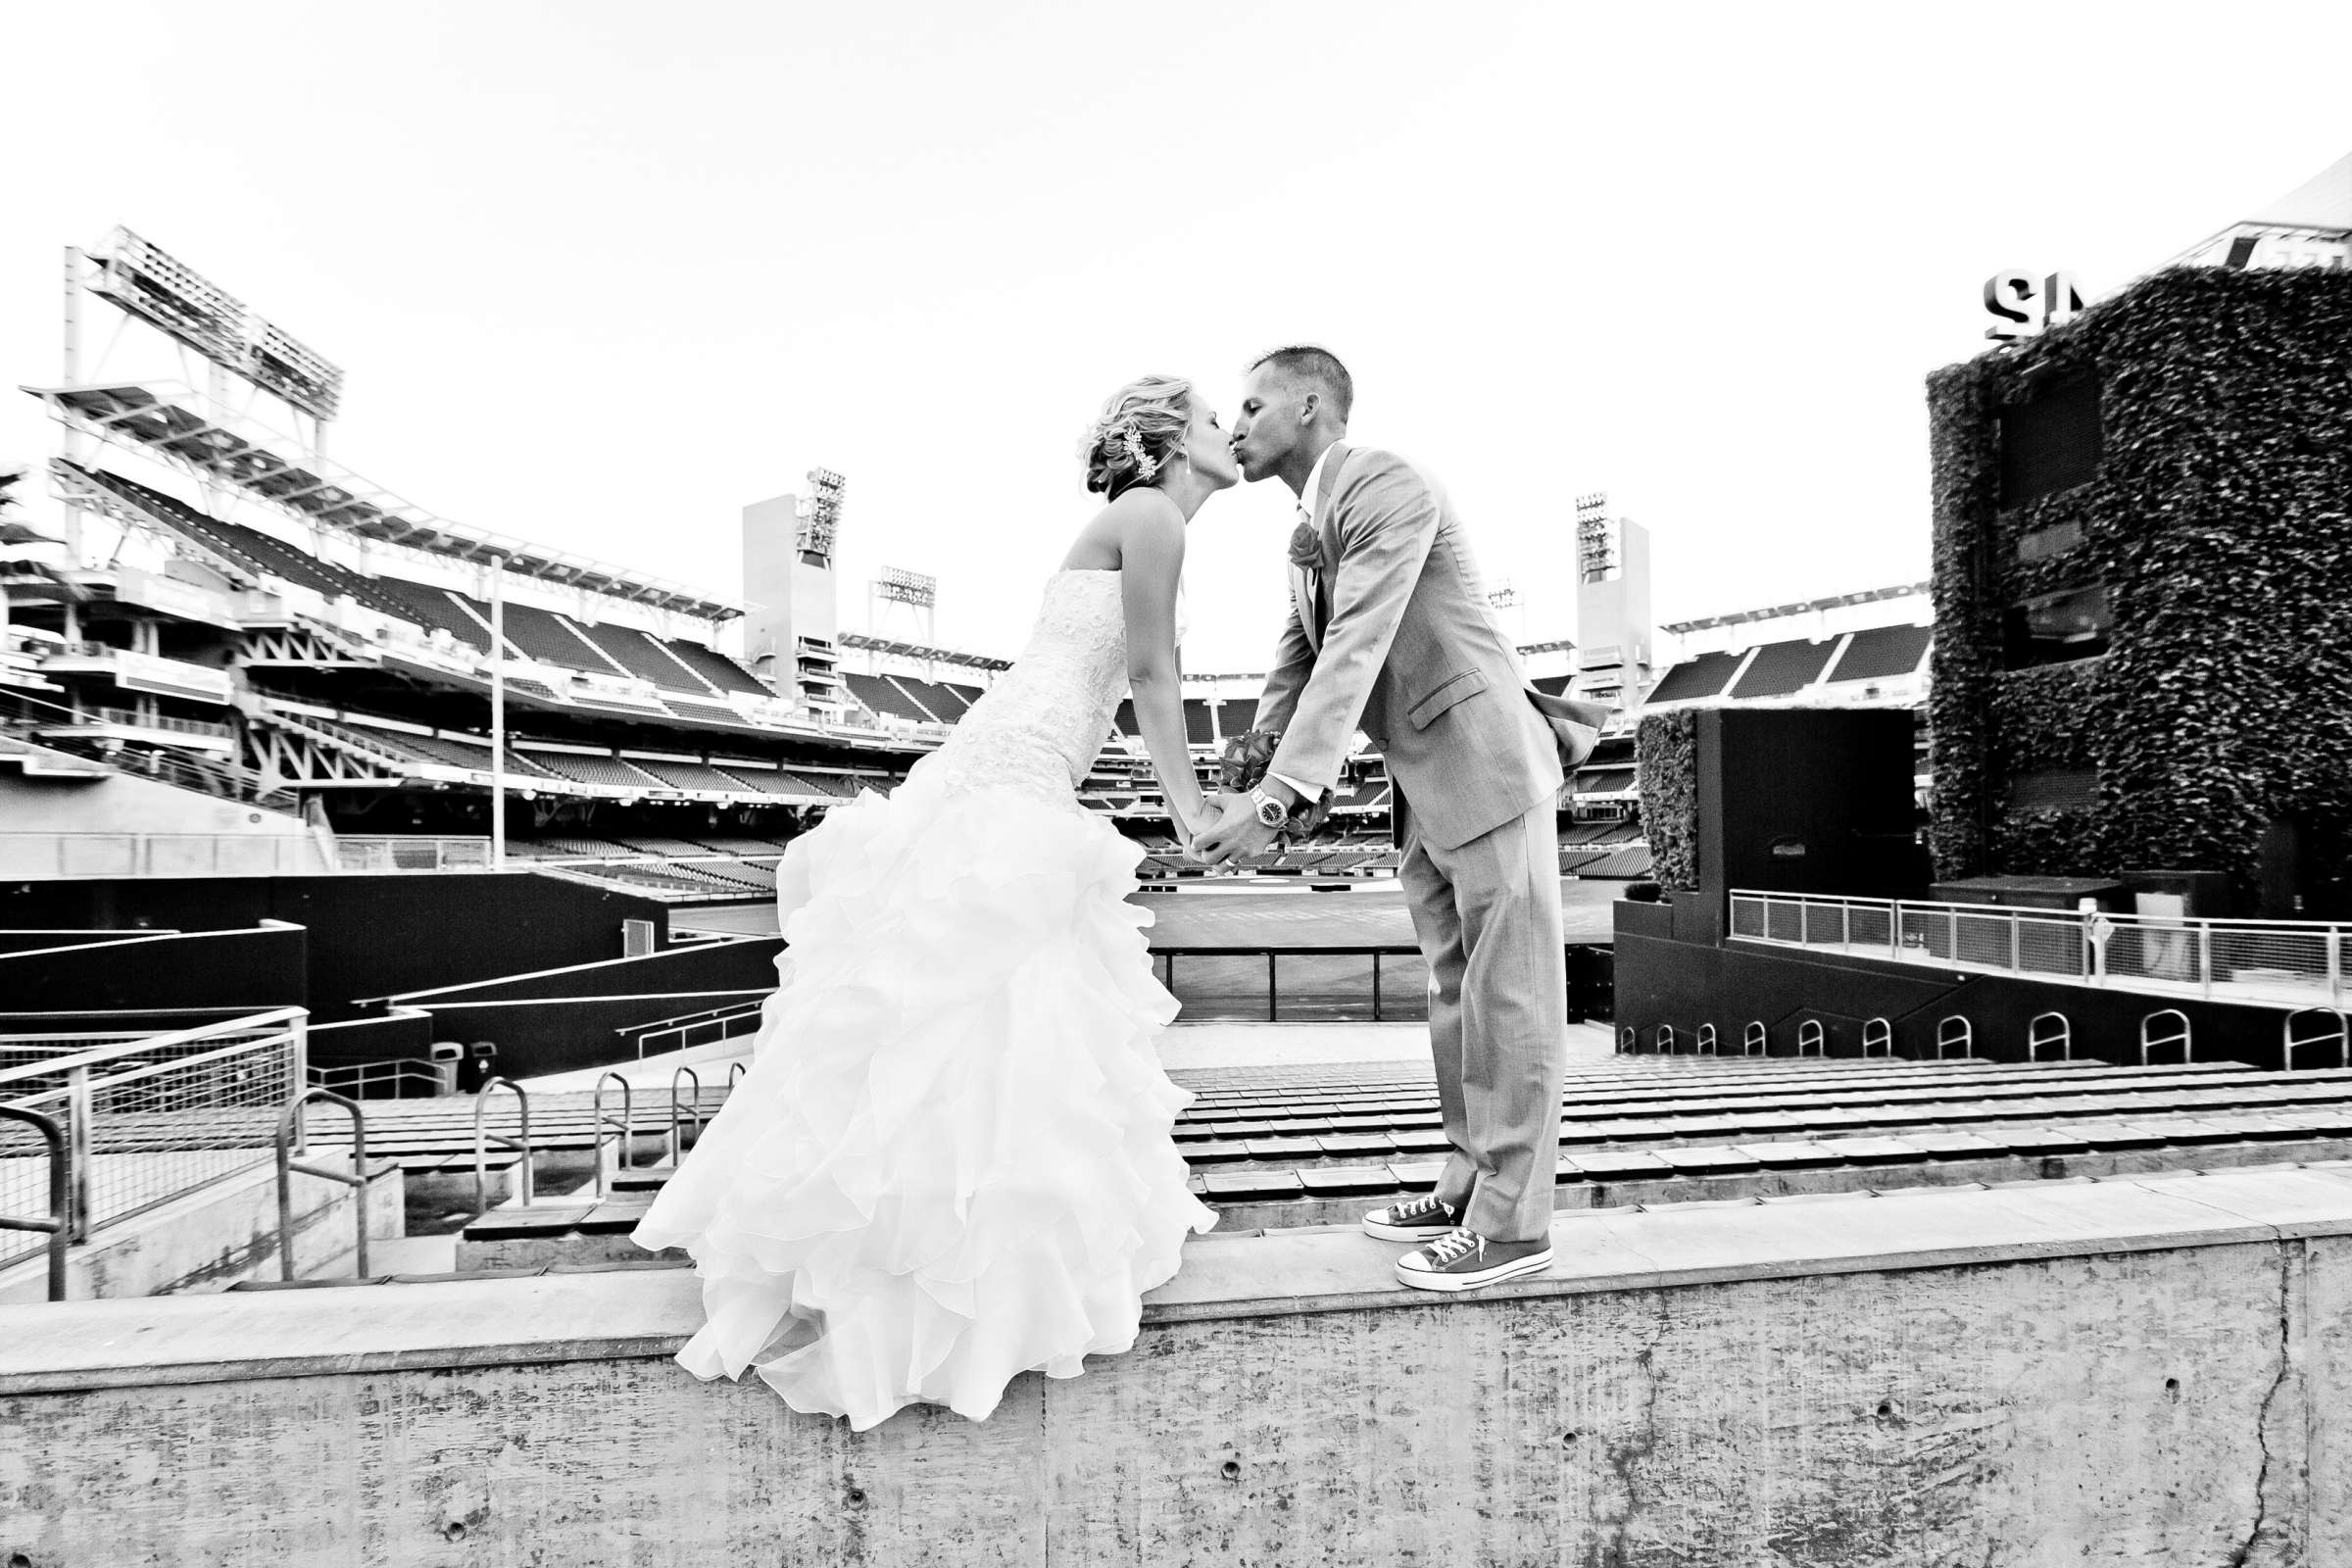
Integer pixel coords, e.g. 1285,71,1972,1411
632,373,1230,1429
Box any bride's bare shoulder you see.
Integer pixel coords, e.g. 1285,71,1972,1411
1062,489,1180,570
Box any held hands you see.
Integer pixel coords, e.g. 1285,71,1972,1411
1190,788,1287,865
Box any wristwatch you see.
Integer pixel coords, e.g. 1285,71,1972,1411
1248,786,1290,829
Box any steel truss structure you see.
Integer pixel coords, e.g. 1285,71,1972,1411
28,381,740,621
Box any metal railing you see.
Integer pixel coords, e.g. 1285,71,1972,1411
333,836,495,873
82,706,234,740
623,999,769,1059
2285,1008,2348,1071
273,1089,373,1281
0,1106,68,1299
1731,890,2351,1008
668,1067,706,1164
472,1077,535,1212
0,1007,306,1269
308,1056,450,1099
591,1071,636,1198
0,832,327,878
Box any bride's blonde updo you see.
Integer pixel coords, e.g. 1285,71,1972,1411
1080,374,1193,498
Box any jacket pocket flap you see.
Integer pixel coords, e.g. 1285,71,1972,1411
1406,668,1490,730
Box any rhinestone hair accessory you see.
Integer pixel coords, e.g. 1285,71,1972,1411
1082,415,1159,483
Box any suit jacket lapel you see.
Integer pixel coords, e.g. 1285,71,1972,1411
1303,443,1349,646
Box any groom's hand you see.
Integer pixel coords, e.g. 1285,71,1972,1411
1194,785,1289,864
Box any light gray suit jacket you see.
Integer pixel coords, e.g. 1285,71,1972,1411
1254,445,1564,852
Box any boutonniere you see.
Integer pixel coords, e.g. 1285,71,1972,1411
1287,521,1322,572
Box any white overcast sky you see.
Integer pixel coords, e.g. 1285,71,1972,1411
4,2,2347,668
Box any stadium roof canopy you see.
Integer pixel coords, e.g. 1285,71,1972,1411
836,631,1010,671
24,380,744,621
2249,151,2352,230
1659,581,1928,636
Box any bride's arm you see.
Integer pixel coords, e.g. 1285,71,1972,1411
1115,495,1209,842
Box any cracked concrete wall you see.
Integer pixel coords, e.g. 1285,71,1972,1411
4,1237,2346,1565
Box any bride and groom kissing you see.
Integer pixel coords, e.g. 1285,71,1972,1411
631,345,1609,1431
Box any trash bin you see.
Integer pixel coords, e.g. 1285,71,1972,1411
428,1041,464,1097
463,1041,499,1094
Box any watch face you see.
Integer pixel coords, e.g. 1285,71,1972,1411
1255,797,1288,827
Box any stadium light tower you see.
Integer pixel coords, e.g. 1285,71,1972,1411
1487,579,1524,641
798,467,846,562
869,565,938,660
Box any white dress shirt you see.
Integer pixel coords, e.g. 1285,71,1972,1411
1267,443,1343,810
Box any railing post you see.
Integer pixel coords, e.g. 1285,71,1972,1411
1267,953,1279,1023
2199,923,2213,1000
1841,901,1851,950
2009,911,2021,975
1371,953,1383,1022
1889,901,1903,959
2331,929,2342,1010
66,1064,93,1242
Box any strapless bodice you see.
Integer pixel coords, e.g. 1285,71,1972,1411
907,570,1130,804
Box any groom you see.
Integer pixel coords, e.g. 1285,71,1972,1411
1196,345,1578,1293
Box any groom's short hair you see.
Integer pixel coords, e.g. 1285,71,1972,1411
1248,345,1352,423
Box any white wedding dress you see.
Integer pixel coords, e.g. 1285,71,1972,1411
631,568,1216,1430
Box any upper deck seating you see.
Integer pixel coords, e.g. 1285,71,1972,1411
571,622,710,690
517,751,665,790
1726,637,1837,698
1826,623,1933,682
371,578,493,651
662,639,769,699
1642,651,1743,704
842,674,932,724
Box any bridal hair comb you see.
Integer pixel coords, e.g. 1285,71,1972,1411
1079,416,1158,482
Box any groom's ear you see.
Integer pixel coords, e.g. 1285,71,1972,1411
1298,391,1320,424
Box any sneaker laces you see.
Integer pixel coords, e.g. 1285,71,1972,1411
1395,1194,1447,1224
1423,1229,1482,1265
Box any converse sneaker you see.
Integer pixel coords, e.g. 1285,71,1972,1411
1395,1230,1554,1293
1362,1192,1458,1242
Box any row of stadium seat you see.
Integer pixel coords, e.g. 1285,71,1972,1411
1642,623,1932,705
838,672,983,726
74,464,774,703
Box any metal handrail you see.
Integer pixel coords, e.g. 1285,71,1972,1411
592,1071,635,1198
1796,1019,1825,1058
1742,1020,1767,1057
1936,1016,1973,1061
1731,888,2352,1007
0,1105,69,1300
2028,1011,2072,1062
1652,1024,1678,1054
1695,1023,1718,1056
471,1077,534,1212
1617,1026,1635,1054
1862,1017,1893,1058
273,1089,372,1281
668,1066,705,1163
2285,1008,2348,1071
2140,1009,2193,1067
726,1061,748,1090
0,1004,306,1091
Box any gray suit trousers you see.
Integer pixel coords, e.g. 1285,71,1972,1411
1398,794,1567,1244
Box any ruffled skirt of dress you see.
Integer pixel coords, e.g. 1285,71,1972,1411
629,770,1217,1430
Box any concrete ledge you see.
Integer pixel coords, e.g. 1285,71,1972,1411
8,1162,2352,1391
8,1163,2352,1564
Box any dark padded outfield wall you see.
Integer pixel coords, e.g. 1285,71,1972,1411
374,937,784,1078
0,873,672,1022
0,925,306,1014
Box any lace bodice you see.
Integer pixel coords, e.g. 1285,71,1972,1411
909,570,1135,804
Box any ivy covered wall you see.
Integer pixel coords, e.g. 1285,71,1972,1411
1635,707,1699,891
1926,267,2352,909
